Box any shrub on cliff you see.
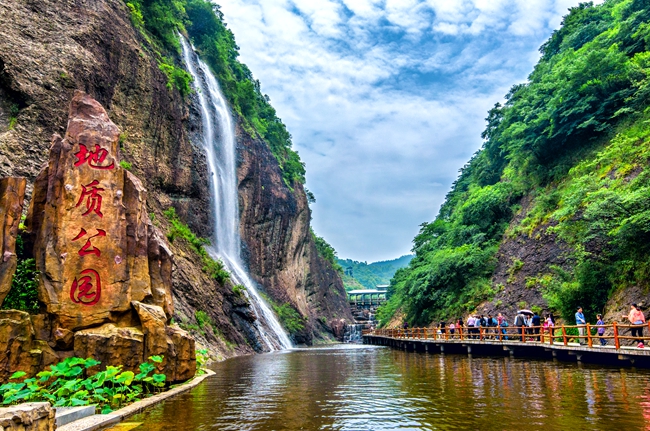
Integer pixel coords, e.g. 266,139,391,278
273,303,306,334
164,207,230,284
311,228,343,272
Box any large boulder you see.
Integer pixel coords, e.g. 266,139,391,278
0,311,57,381
73,324,144,372
132,301,195,382
25,91,173,332
164,325,196,382
0,92,196,383
0,177,26,306
0,402,55,431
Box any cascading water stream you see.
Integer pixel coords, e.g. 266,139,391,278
180,37,292,351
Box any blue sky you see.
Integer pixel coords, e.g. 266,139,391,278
217,0,603,262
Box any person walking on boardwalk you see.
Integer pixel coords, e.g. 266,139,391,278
467,315,476,339
403,320,409,338
487,314,497,339
596,314,607,346
544,314,555,340
514,312,526,341
531,311,541,340
622,303,646,348
499,316,509,340
575,307,587,345
548,313,556,338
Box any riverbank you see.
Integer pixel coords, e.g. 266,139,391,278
57,369,215,431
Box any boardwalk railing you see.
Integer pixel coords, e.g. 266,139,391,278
366,322,650,350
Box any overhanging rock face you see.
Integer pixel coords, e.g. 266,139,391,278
0,91,195,382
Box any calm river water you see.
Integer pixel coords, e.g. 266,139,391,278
128,344,650,430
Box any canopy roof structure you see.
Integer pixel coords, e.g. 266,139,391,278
347,289,387,295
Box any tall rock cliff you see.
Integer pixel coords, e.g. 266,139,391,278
237,130,352,344
0,0,351,357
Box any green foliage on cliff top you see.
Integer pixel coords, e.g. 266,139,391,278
126,0,305,187
381,0,650,326
311,228,343,272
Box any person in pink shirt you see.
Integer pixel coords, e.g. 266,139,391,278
622,303,646,348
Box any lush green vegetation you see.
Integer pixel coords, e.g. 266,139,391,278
341,273,365,291
8,103,19,130
195,348,209,373
0,356,166,414
381,0,650,326
2,232,39,313
259,292,305,335
163,207,230,284
272,302,306,334
311,228,343,272
338,255,413,291
124,0,305,187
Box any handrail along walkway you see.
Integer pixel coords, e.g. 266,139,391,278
364,321,650,350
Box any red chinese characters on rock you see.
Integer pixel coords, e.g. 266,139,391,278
68,144,115,308
76,180,104,218
74,144,115,170
72,228,106,257
70,268,102,306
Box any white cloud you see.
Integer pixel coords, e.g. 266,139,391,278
215,0,603,261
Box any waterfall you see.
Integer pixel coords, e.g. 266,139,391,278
180,37,292,351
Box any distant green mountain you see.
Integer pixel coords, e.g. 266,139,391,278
338,255,413,291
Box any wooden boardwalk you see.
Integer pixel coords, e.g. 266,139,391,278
363,324,650,367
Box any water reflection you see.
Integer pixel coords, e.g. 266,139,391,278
131,345,650,430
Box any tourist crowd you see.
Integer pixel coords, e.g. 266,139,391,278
402,303,647,348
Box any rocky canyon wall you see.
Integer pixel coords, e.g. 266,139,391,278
237,130,353,344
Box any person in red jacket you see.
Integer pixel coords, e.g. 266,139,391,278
622,303,646,348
